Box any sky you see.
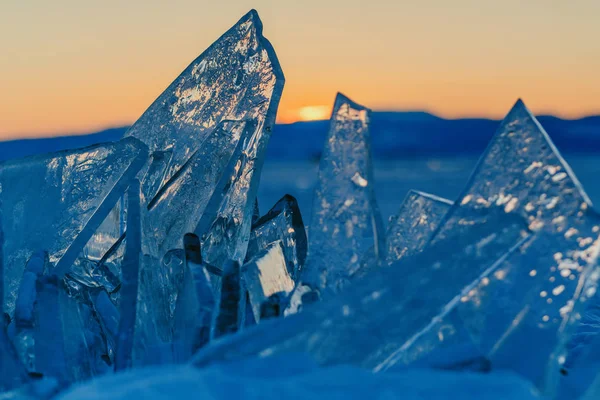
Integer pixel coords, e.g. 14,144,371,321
0,0,599,139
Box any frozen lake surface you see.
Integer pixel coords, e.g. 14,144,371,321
259,154,600,225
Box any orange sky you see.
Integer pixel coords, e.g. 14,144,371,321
0,0,599,139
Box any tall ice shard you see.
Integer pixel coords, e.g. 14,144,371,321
302,93,384,294
124,10,284,266
115,180,141,371
0,138,147,316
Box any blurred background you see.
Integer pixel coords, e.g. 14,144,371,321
1,0,599,220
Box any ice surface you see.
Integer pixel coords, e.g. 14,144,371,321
125,9,284,267
115,180,141,371
0,138,147,316
302,93,385,294
242,240,295,322
213,260,245,339
246,194,307,281
57,354,542,400
356,190,452,277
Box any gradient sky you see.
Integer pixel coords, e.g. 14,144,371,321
1,0,599,139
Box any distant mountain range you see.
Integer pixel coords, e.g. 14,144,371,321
2,112,600,161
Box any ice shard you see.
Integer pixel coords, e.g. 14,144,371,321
193,209,528,369
92,290,119,353
582,364,600,400
385,191,452,264
213,260,245,339
246,194,307,281
12,251,46,372
125,10,284,266
0,138,147,316
66,257,120,294
115,180,141,371
0,326,27,391
356,190,452,278
252,199,260,226
364,100,600,390
0,213,28,391
141,149,173,201
60,292,109,381
143,120,250,258
302,93,384,294
422,100,600,387
34,275,67,383
172,234,215,361
195,100,600,378
242,241,295,322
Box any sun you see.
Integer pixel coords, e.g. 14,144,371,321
297,105,330,122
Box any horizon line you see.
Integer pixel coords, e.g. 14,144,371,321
2,108,600,142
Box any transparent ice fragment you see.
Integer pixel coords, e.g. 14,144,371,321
252,199,260,226
125,10,284,267
0,217,28,391
92,290,119,349
143,120,250,258
246,194,307,281
385,191,452,264
13,251,47,372
0,326,28,392
141,149,173,202
213,260,246,339
60,292,110,381
115,180,141,371
125,10,283,190
302,93,384,294
424,100,600,388
582,365,600,400
0,137,147,316
242,241,295,322
356,190,451,278
194,120,268,269
173,234,215,361
34,275,67,383
81,199,124,264
193,214,528,370
66,257,120,294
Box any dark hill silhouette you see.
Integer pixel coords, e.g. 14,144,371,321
1,112,599,161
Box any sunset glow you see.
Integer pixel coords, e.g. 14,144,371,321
1,1,599,139
297,106,331,122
